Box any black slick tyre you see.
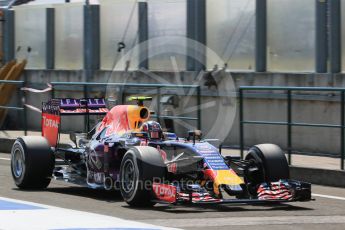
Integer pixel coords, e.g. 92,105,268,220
245,144,289,195
119,146,165,207
11,136,55,189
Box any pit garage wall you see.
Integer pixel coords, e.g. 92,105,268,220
17,70,345,155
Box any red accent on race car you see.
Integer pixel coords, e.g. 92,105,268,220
257,182,293,201
152,183,177,203
41,112,60,147
178,192,221,203
204,169,217,180
159,149,167,162
98,105,130,135
167,163,177,173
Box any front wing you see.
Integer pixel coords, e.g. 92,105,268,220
152,179,312,205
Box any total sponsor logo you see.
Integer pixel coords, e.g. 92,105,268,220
152,183,177,203
42,115,59,128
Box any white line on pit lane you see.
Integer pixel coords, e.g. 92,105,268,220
0,157,10,161
313,193,345,201
0,196,178,230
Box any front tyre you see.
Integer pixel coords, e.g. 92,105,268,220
120,146,165,207
11,136,55,189
244,143,289,196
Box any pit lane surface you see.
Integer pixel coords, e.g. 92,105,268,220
1,153,345,230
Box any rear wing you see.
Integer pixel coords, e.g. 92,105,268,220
59,98,109,115
42,98,109,147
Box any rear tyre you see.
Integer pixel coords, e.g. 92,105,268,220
11,136,55,189
120,146,165,207
244,144,289,196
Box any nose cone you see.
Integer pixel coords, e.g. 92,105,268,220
206,169,244,195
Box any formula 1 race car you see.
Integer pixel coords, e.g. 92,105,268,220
10,96,312,207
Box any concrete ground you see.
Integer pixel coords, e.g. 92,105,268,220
1,153,345,229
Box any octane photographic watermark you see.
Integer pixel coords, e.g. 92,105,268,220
104,175,212,192
106,36,237,142
104,36,237,169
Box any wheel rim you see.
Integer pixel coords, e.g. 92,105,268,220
244,155,265,196
12,148,24,178
121,159,137,193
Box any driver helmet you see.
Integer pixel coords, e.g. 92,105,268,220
140,121,162,139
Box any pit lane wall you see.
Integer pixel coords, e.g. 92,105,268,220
5,70,345,156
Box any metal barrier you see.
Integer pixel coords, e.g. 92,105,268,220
239,86,345,170
0,80,27,135
51,82,201,131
